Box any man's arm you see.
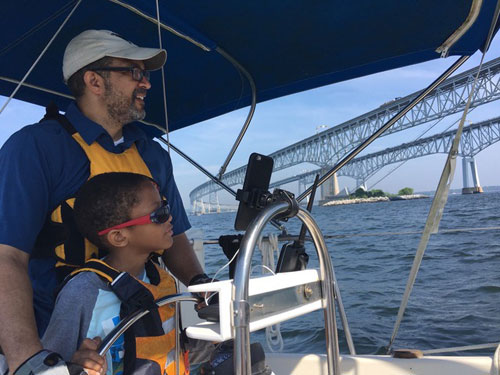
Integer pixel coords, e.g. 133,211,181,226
162,232,203,287
0,245,42,374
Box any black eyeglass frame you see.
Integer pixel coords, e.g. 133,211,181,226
91,66,151,82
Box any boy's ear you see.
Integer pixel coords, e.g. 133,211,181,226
106,229,129,248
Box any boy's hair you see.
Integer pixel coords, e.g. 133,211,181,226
74,172,156,249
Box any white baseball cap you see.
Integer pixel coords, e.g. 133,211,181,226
63,29,167,82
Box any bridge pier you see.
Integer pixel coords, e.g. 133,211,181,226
192,195,222,215
319,169,340,202
209,192,221,213
462,157,483,194
355,179,368,192
192,199,207,215
195,200,206,215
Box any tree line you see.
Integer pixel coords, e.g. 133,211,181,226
351,187,414,199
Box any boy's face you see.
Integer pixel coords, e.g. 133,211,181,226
126,181,174,253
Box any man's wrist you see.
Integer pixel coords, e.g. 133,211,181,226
188,273,211,286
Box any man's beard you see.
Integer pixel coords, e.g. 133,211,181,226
103,80,146,125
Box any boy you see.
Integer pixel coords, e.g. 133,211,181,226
42,172,186,375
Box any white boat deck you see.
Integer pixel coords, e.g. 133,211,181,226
267,353,495,375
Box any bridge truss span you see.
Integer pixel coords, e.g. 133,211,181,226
294,117,500,188
189,57,500,204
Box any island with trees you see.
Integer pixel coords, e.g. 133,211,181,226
321,187,428,206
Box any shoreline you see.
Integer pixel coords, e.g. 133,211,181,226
321,194,428,206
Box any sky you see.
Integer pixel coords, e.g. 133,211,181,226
1,35,500,210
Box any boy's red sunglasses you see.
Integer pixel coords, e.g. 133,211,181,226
98,200,171,236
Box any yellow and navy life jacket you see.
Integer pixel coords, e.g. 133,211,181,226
33,103,155,281
69,258,188,375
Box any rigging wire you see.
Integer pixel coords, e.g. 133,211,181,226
323,225,500,239
368,107,477,190
0,0,83,116
155,0,170,154
386,36,497,354
385,0,500,347
0,1,78,57
368,116,447,189
200,224,500,244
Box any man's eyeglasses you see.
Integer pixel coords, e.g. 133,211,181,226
98,200,170,236
91,66,150,82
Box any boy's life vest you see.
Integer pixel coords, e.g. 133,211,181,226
32,103,156,282
68,258,189,375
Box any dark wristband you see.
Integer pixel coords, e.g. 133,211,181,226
189,273,211,286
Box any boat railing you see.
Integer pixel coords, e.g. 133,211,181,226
231,201,343,375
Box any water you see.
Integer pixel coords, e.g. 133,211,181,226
188,192,500,356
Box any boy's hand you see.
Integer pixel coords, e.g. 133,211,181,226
71,337,107,375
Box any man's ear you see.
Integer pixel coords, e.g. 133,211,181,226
83,70,105,96
106,229,129,248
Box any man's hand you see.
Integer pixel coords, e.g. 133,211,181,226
188,273,219,312
71,337,106,375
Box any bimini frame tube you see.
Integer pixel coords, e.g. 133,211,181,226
216,47,258,179
233,202,339,375
159,139,285,231
110,0,258,181
297,55,470,204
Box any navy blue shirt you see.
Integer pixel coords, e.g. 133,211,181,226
0,102,190,335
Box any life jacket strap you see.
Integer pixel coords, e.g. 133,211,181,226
42,102,77,135
68,258,160,312
70,258,121,283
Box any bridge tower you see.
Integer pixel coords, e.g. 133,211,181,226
208,192,221,213
319,169,340,201
192,199,207,215
355,178,368,192
462,157,483,194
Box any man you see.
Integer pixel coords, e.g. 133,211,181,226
0,30,205,374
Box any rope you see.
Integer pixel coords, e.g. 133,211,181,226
386,45,492,354
205,249,240,306
257,233,284,352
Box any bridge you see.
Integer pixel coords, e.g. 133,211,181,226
279,116,500,199
189,57,500,209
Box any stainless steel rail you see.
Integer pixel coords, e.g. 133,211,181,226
162,140,284,232
296,55,470,203
216,47,257,179
233,202,341,375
